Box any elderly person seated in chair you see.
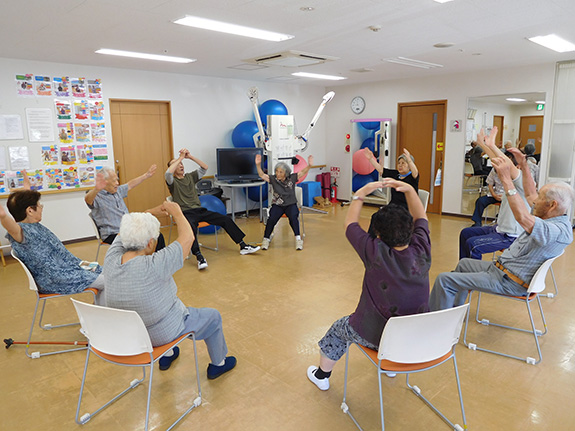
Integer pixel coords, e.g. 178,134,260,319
1,173,105,303
103,201,236,378
307,179,430,391
255,154,313,250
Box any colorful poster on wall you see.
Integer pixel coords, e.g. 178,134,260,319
53,76,70,97
77,144,94,164
91,122,106,142
78,166,95,186
71,77,86,98
55,99,72,120
57,122,74,143
89,100,105,121
92,144,108,161
63,166,79,187
0,174,5,194
34,75,52,97
75,122,90,142
73,100,89,120
41,144,59,165
16,74,34,97
60,145,76,165
45,168,63,189
28,169,44,191
5,171,24,190
87,79,102,99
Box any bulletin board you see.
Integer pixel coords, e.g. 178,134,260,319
0,74,111,197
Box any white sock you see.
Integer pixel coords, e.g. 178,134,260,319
295,235,301,240
214,359,225,366
164,349,175,357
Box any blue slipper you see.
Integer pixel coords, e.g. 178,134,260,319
159,346,180,371
207,356,237,379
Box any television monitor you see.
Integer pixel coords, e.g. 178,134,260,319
216,147,263,182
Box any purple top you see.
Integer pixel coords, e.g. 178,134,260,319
346,219,431,346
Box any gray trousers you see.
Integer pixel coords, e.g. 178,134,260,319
178,307,228,365
429,258,528,311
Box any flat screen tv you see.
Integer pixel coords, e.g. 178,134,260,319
216,147,263,182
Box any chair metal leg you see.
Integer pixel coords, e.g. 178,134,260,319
340,342,365,430
540,265,559,298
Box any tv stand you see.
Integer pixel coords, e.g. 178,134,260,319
215,180,266,222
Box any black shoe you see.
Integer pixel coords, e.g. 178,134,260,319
207,356,237,379
159,346,180,371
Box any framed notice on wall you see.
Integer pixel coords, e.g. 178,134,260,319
26,108,54,142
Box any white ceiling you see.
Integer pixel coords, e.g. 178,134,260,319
2,0,575,87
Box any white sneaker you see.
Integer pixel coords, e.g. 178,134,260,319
295,239,303,250
261,238,270,250
240,244,260,255
307,366,329,391
197,257,208,270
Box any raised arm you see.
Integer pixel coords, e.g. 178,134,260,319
507,147,537,205
166,150,186,178
84,172,106,206
362,148,383,175
345,181,384,229
382,178,427,221
403,148,419,178
22,170,31,190
127,164,157,190
160,200,194,259
0,205,23,243
184,149,208,171
476,127,520,180
297,155,314,180
254,154,269,182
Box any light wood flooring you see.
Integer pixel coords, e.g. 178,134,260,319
1,204,574,430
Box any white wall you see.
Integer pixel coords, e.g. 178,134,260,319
325,63,557,214
0,57,327,242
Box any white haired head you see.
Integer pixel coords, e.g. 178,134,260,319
119,213,160,251
100,166,116,179
543,181,575,214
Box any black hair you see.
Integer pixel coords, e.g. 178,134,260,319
7,190,42,222
371,204,414,247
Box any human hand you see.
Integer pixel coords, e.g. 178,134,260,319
146,164,157,178
506,147,527,169
362,147,374,160
356,181,384,198
484,126,498,149
255,154,261,165
307,155,314,166
403,148,412,159
0,205,6,219
491,156,512,181
160,200,183,217
22,170,31,190
95,172,106,190
381,178,415,194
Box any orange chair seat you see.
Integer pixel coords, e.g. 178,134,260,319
358,344,452,372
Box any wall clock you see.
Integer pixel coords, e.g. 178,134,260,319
350,96,365,114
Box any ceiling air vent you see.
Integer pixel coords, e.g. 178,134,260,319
245,50,338,67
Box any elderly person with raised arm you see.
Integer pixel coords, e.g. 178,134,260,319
103,201,236,377
1,174,105,303
307,179,430,391
255,154,312,250
430,149,574,311
85,164,165,250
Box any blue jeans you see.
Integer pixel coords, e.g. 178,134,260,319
471,196,499,224
178,307,228,365
459,225,515,260
429,259,528,311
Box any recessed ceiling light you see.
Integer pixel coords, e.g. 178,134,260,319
506,98,527,102
528,34,575,53
291,72,347,81
173,15,294,42
95,49,195,63
434,42,454,48
300,6,314,11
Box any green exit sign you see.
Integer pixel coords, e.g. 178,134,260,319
536,104,544,111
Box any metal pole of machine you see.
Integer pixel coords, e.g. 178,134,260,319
429,113,438,205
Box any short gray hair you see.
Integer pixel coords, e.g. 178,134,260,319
100,166,116,179
275,162,292,176
119,213,160,251
397,154,415,163
544,181,575,214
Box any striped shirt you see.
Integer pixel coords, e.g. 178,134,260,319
87,184,129,238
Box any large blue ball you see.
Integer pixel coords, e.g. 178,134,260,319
232,121,258,148
246,183,268,202
352,173,373,192
369,169,380,181
360,137,375,152
199,195,226,234
258,99,288,128
359,121,380,130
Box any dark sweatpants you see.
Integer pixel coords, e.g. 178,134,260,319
183,207,245,256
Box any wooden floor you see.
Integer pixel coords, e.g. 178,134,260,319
1,204,574,430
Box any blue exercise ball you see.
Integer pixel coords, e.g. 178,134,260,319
360,137,376,152
246,183,268,202
258,99,288,128
352,173,373,192
199,195,225,234
232,121,258,148
369,169,380,181
359,121,380,130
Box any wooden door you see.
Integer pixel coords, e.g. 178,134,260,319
110,100,173,226
397,101,447,214
519,115,544,153
493,116,504,148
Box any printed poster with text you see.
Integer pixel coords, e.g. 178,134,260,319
60,145,76,165
78,166,95,186
16,74,34,97
5,171,24,190
57,122,74,144
55,99,72,120
45,168,63,189
89,100,105,121
74,100,89,120
91,122,106,142
92,144,108,161
53,76,70,97
41,144,59,165
28,169,44,191
34,75,52,97
87,79,102,99
63,166,79,188
0,174,6,194
77,144,94,164
75,122,90,142
71,77,86,98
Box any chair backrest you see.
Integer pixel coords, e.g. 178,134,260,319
71,299,153,356
11,250,39,292
418,189,429,212
377,303,469,364
464,162,474,175
295,186,303,207
527,251,564,294
88,215,102,241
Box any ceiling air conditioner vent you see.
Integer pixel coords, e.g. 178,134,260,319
245,50,338,67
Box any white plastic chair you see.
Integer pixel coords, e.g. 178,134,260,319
417,189,429,212
295,186,305,237
71,299,202,431
11,250,96,358
88,215,109,261
341,304,470,431
463,252,563,365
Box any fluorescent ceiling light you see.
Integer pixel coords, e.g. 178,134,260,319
535,100,546,104
95,49,195,63
173,15,294,42
506,98,526,102
433,0,454,3
386,57,443,69
291,72,346,81
528,34,575,53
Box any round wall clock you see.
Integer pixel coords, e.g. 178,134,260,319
350,96,365,114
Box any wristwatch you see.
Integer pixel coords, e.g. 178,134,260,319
506,189,517,197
